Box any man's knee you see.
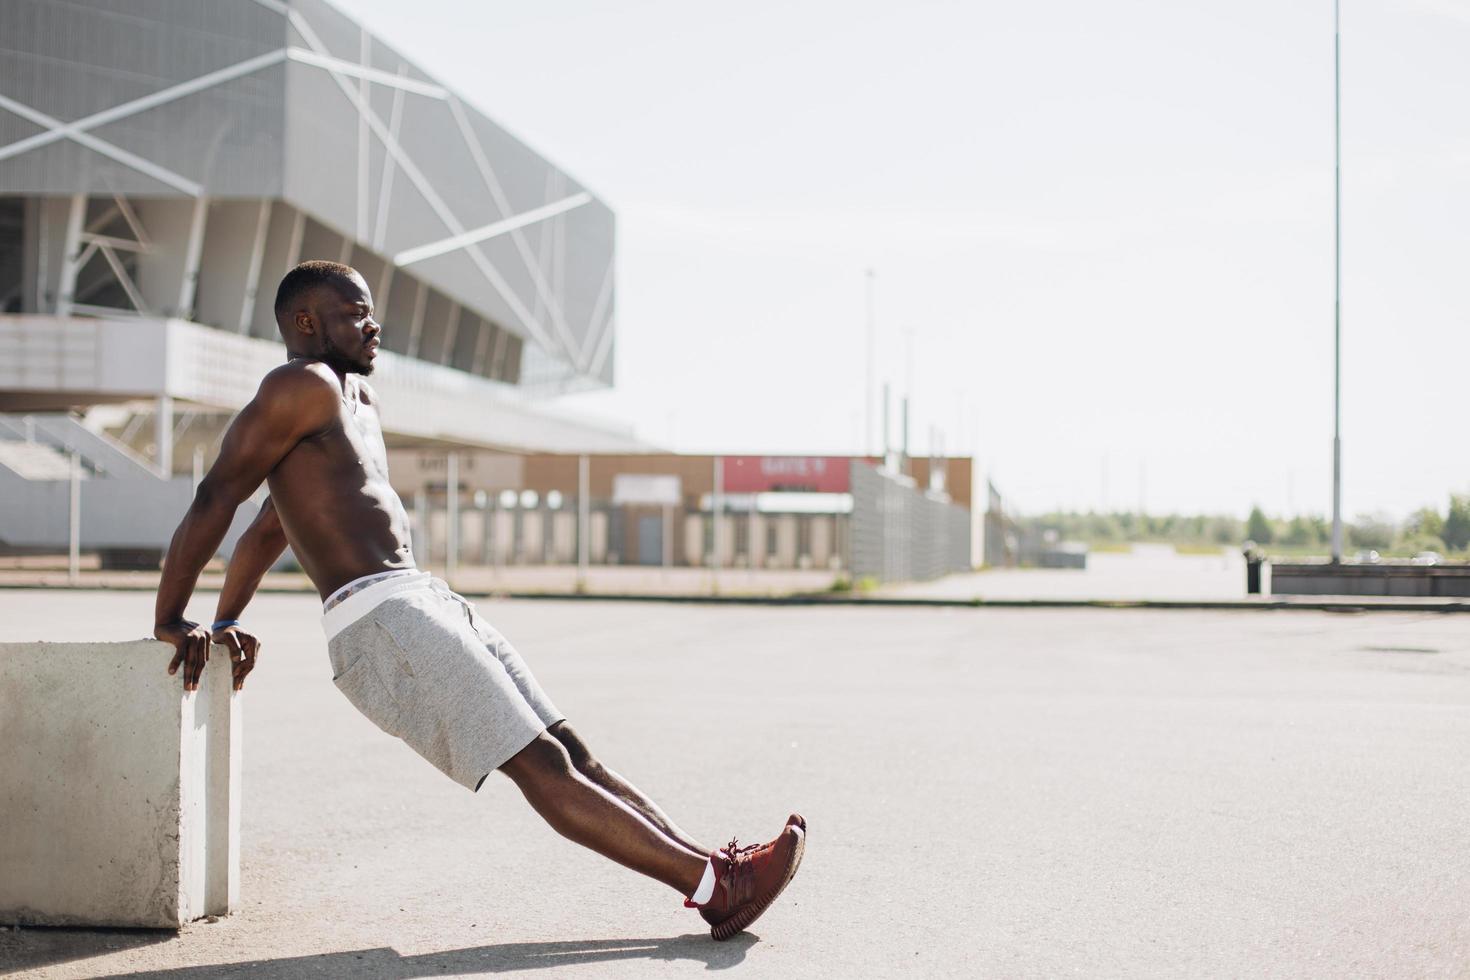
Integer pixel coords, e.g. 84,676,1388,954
500,731,576,790
547,721,601,775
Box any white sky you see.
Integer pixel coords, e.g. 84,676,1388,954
336,0,1468,520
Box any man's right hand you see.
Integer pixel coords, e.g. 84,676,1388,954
156,619,213,692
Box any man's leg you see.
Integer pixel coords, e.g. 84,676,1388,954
499,732,708,895
548,721,713,858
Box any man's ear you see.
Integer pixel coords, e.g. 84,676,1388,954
293,310,316,336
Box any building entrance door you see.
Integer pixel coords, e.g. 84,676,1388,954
637,514,663,566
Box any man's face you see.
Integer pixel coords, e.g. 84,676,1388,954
312,274,381,376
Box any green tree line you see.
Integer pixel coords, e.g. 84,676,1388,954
1021,493,1470,557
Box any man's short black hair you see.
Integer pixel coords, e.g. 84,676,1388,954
273,260,359,322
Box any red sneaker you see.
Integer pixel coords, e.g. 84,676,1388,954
695,822,806,941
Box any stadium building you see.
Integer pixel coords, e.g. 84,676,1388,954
0,0,645,557
0,0,978,582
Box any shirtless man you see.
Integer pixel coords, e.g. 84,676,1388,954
152,260,804,940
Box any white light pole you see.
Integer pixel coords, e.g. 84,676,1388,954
445,452,459,586
864,268,876,458
577,453,589,591
1330,0,1344,563
711,455,723,585
68,451,80,585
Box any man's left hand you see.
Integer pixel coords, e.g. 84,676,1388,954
212,624,261,692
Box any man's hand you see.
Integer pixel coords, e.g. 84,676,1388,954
212,624,261,692
156,619,213,692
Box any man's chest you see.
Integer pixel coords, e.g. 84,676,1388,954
341,382,390,476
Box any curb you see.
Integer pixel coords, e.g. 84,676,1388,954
3,581,1466,613
483,593,1470,613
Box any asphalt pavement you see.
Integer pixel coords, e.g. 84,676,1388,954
2,590,1469,978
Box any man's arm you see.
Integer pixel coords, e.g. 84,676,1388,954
155,365,337,690
207,496,287,691
214,496,287,623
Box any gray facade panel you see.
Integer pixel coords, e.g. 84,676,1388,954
0,0,614,390
0,0,286,196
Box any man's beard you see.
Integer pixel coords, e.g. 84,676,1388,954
321,333,374,376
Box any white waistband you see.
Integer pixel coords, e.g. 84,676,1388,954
321,569,435,642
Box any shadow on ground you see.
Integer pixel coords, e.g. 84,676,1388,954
73,933,758,977
0,926,174,974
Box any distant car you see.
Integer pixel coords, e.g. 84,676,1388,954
1353,550,1381,564
1411,551,1442,566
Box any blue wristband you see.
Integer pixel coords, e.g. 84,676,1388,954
211,619,241,632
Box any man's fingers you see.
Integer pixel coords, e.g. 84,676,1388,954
232,637,250,686
234,638,259,692
184,636,197,690
218,630,244,660
167,648,184,676
188,633,209,691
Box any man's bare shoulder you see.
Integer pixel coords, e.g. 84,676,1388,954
256,360,340,404
246,360,341,434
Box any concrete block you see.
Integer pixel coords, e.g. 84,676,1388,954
0,640,240,928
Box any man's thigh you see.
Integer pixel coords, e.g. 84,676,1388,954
460,600,565,729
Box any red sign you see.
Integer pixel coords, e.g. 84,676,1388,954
720,456,851,493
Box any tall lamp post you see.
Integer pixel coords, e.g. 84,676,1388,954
1330,0,1344,563
864,268,876,458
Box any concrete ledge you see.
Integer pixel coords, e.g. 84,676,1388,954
1271,561,1470,598
0,640,240,928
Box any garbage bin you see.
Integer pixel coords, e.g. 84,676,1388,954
1243,541,1264,595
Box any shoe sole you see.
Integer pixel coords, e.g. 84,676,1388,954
710,824,806,941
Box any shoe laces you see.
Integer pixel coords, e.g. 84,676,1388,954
720,838,765,905
725,837,761,859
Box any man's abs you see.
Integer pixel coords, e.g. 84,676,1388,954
266,408,414,598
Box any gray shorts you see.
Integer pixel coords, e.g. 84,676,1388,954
322,572,563,790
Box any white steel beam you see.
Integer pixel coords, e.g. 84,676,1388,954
284,48,446,99
98,245,148,313
371,67,410,251
487,321,508,380
238,200,273,333
578,258,615,373
54,195,86,316
111,192,152,249
587,308,616,380
406,279,427,359
470,320,492,375
177,197,209,317
285,209,306,270
440,303,461,365
84,204,121,235
155,394,173,478
375,262,394,317
355,27,370,243
393,192,592,267
79,232,151,254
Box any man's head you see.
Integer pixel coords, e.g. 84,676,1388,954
273,261,381,376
